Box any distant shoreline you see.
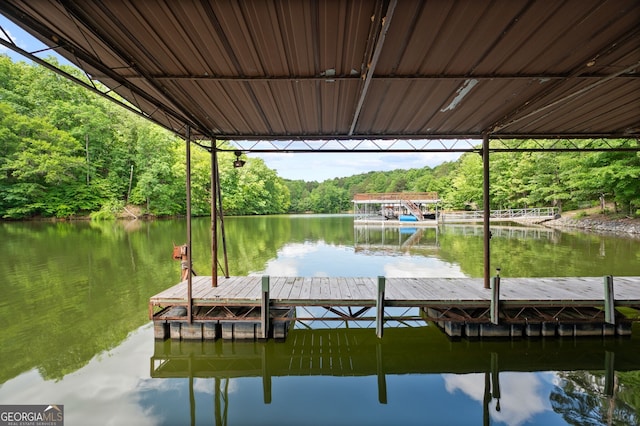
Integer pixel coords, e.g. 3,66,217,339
544,211,640,237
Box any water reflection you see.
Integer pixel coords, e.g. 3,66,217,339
353,226,440,255
2,218,640,425
149,325,640,425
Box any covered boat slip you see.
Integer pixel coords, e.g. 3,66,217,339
149,275,640,340
2,1,639,298
352,192,441,223
3,1,639,341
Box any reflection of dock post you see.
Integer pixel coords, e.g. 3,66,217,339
214,377,228,426
376,276,385,338
483,352,501,425
604,351,615,397
483,372,491,426
262,344,272,404
189,355,196,426
491,352,501,403
261,276,270,339
376,340,387,404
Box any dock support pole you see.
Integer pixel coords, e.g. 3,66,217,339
186,126,193,323
604,275,615,325
482,133,491,289
376,276,386,338
490,273,500,325
261,276,270,339
211,145,218,287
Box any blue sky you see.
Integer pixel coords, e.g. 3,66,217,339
0,16,66,63
253,151,461,181
1,15,462,182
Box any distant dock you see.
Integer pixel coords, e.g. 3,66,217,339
149,275,640,340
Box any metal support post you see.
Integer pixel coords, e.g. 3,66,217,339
211,147,218,287
482,134,491,289
186,126,193,323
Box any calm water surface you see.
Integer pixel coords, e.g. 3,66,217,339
1,215,639,425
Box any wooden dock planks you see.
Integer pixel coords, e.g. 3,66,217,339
150,275,640,314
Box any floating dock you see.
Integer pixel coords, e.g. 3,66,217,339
150,276,640,340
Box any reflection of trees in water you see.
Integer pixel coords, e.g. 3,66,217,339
551,371,639,425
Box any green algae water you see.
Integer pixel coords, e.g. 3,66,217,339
1,215,639,425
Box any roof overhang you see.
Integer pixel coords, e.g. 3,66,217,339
1,0,638,149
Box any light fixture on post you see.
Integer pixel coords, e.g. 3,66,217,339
233,150,245,168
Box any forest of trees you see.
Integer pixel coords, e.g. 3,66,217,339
290,141,640,216
0,55,290,219
1,55,639,220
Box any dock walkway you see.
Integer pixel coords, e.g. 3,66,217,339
150,276,640,340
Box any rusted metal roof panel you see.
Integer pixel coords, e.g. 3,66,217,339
0,0,638,141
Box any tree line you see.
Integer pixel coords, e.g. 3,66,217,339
1,56,638,219
287,141,639,216
0,56,290,219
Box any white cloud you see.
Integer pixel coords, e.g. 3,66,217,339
0,16,73,65
0,27,18,52
443,372,550,426
252,242,321,276
0,324,159,426
384,259,466,277
254,151,462,181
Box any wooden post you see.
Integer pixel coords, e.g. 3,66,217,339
490,274,500,325
376,276,385,338
261,276,270,339
604,275,615,325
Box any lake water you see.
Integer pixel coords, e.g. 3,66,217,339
1,215,639,425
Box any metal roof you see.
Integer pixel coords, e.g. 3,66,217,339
1,0,639,145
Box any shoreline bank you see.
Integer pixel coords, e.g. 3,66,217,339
544,213,640,237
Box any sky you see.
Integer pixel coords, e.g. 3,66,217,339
1,15,462,182
253,151,462,181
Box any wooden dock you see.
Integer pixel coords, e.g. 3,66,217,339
149,276,640,340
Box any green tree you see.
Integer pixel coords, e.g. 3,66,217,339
447,153,483,209
308,182,350,213
0,102,86,218
218,154,290,215
129,125,183,215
